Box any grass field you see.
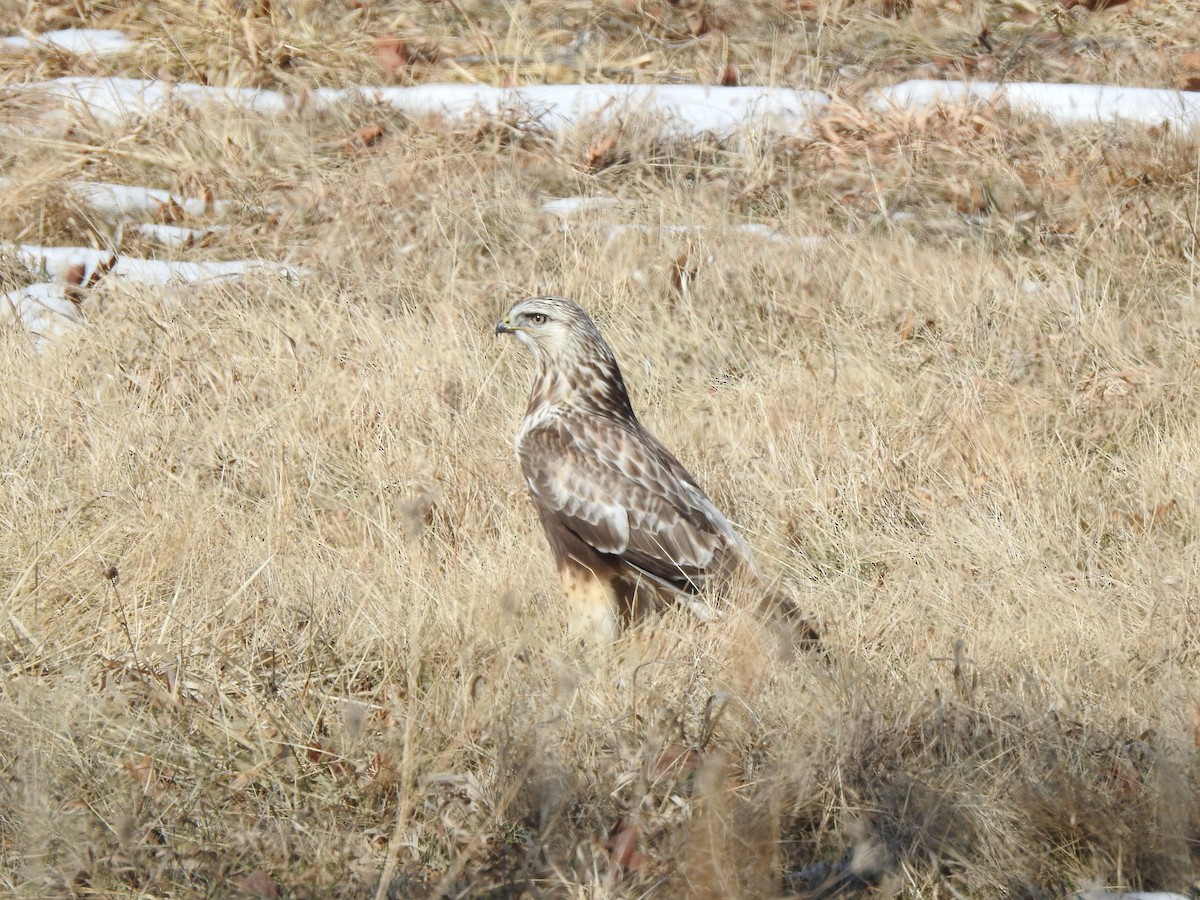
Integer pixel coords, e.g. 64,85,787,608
3,1,1200,896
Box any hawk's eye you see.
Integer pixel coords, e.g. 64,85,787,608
528,313,548,325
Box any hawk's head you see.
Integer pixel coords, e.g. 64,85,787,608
495,296,607,362
496,296,633,418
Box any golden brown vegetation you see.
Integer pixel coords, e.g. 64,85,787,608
4,0,1200,91
3,1,1200,897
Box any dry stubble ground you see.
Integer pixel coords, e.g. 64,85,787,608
3,1,1200,897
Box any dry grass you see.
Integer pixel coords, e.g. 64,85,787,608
3,1,1200,897
3,0,1199,92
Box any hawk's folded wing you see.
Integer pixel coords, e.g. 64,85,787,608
518,414,750,593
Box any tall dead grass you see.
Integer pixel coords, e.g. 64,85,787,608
3,0,1197,92
3,3,1200,896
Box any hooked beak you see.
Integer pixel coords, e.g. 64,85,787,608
495,316,516,336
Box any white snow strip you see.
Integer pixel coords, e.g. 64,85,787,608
2,244,302,285
15,75,1200,135
18,77,830,135
0,283,81,343
343,83,830,136
21,77,293,124
1,29,132,56
111,256,262,283
70,181,233,219
732,223,828,245
134,223,224,247
3,244,114,280
874,80,1200,128
539,196,621,216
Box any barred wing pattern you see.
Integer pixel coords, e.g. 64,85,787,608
517,412,751,595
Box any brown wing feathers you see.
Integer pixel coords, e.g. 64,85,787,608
518,414,739,594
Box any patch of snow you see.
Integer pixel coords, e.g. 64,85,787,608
2,244,302,285
887,210,978,235
1,29,132,56
731,223,827,246
3,244,115,280
0,282,81,344
874,80,1200,128
111,256,263,284
345,83,830,136
23,77,292,124
19,77,829,135
71,181,233,219
539,196,621,216
16,74,1200,136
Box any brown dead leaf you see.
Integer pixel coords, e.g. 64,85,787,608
64,263,87,304
718,63,739,86
1180,50,1200,91
64,254,116,303
234,868,279,899
603,817,649,874
586,136,616,170
374,36,409,73
1108,498,1177,533
123,754,173,799
124,755,156,788
975,25,994,53
366,751,395,781
1062,0,1133,8
357,124,385,145
305,741,334,765
154,197,184,223
652,742,700,779
1153,498,1180,526
956,183,986,214
897,312,937,341
1192,707,1200,750
671,252,699,295
1025,166,1081,196
818,117,845,147
337,124,386,154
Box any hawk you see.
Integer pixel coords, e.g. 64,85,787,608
496,295,811,644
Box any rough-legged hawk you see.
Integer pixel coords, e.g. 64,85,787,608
497,295,813,644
